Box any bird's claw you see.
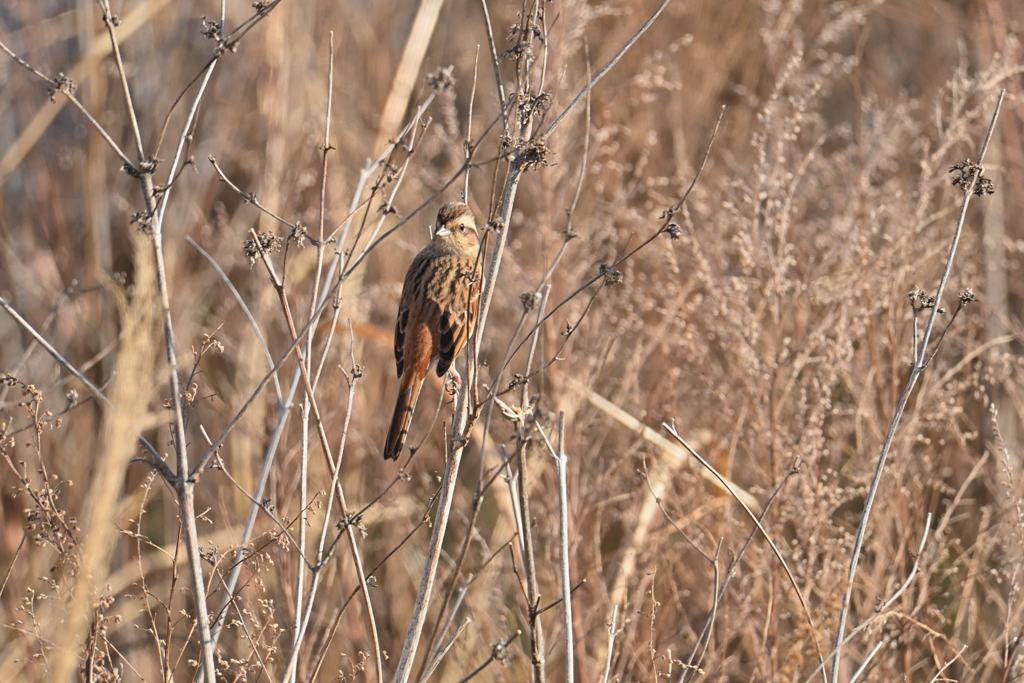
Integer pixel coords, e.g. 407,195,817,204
445,367,462,396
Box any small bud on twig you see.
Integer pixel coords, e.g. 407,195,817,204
599,263,623,287
958,288,977,308
520,291,542,311
243,231,283,266
425,65,455,92
949,158,994,196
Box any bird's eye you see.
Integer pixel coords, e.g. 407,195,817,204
458,224,465,233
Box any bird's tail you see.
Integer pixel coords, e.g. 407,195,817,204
384,375,425,460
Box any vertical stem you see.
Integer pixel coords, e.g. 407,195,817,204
554,413,574,683
288,31,335,683
518,424,546,683
282,349,359,683
601,606,618,683
464,46,480,201
177,481,216,677
208,375,297,644
291,399,310,682
392,434,466,683
143,164,218,678
515,275,550,683
97,0,145,160
828,89,1004,682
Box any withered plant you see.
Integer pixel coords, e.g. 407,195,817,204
1,2,1023,682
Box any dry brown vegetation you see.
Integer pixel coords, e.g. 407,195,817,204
2,1,1024,681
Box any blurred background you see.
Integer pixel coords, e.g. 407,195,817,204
1,0,1023,681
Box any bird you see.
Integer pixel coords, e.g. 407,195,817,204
383,201,482,460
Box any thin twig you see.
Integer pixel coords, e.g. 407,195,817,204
543,0,674,138
490,107,725,388
0,35,137,170
421,618,471,682
477,0,507,116
0,295,172,481
663,423,827,679
602,606,619,683
186,237,282,401
0,284,70,408
307,485,444,683
391,417,474,682
95,0,146,160
541,413,573,683
640,455,713,562
508,284,552,683
536,580,586,616
131,15,225,673
929,646,968,683
415,452,523,683
208,156,299,230
847,642,883,683
799,513,933,683
0,533,26,601
455,630,522,683
286,32,338,683
681,464,800,682
284,339,363,683
464,45,480,201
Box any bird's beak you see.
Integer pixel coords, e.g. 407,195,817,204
436,225,452,237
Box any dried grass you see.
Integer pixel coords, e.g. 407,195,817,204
1,1,1023,681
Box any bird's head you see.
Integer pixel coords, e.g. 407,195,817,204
433,201,479,256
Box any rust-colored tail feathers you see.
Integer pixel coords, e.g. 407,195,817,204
383,374,425,460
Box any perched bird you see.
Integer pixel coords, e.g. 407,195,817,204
384,201,482,460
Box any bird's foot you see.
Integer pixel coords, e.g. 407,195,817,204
445,367,462,396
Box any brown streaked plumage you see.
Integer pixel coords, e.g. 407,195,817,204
384,201,482,460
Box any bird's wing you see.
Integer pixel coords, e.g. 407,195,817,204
394,306,409,377
395,253,431,377
437,257,481,377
